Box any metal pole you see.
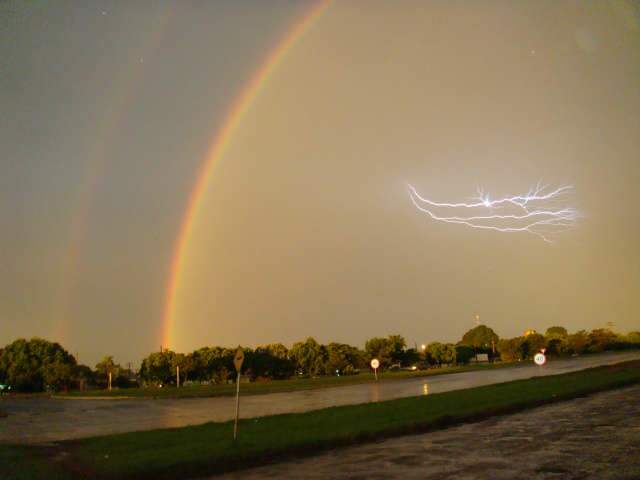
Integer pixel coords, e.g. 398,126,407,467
233,371,241,440
374,367,378,381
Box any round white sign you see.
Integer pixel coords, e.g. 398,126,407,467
370,358,380,369
534,353,546,366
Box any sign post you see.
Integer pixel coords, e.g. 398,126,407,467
233,347,245,441
370,358,380,381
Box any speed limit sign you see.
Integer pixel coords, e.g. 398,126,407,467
370,358,380,381
534,352,546,366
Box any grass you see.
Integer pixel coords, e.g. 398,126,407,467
0,445,72,480
3,359,639,479
56,361,524,399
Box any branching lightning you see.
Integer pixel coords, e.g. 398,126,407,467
408,182,578,242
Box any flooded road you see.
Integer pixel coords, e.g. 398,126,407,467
220,384,640,479
1,351,638,444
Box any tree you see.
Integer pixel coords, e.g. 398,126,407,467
498,334,545,361
567,330,589,354
43,362,75,392
171,353,196,385
95,356,119,377
455,344,475,364
441,344,457,365
587,329,616,353
95,356,121,389
364,335,407,368
545,326,568,338
139,350,176,385
248,346,295,380
387,335,407,364
74,364,95,391
460,325,499,354
523,333,546,358
426,342,445,366
290,338,325,376
324,343,366,375
190,346,234,383
498,337,525,362
0,338,77,392
399,348,420,367
259,343,289,360
545,336,567,356
627,331,640,344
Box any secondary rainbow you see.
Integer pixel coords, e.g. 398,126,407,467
161,0,332,349
55,6,174,345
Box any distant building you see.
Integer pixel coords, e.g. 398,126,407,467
474,353,489,363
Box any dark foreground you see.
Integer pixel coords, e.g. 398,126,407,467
223,384,640,479
2,361,639,480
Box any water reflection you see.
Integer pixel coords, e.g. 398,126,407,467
370,383,380,402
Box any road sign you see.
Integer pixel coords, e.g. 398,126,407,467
370,358,380,381
234,348,245,372
534,352,546,366
233,347,244,441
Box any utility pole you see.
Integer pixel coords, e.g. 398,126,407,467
176,365,180,387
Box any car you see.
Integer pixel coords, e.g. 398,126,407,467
0,384,12,395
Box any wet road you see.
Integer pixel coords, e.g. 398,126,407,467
221,384,640,479
1,351,638,444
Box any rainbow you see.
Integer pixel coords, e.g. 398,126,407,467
161,0,333,349
55,6,174,344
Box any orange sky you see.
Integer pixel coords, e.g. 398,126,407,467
2,1,639,365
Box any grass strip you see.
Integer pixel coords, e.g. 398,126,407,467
0,445,72,480
4,360,640,479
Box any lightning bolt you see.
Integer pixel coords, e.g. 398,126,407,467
408,183,578,243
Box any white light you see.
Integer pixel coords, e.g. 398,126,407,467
408,182,578,243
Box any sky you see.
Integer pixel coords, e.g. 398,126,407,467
2,1,639,367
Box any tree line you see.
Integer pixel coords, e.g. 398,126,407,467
1,326,639,392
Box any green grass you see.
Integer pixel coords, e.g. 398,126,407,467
0,445,73,480
5,359,638,480
56,361,522,399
